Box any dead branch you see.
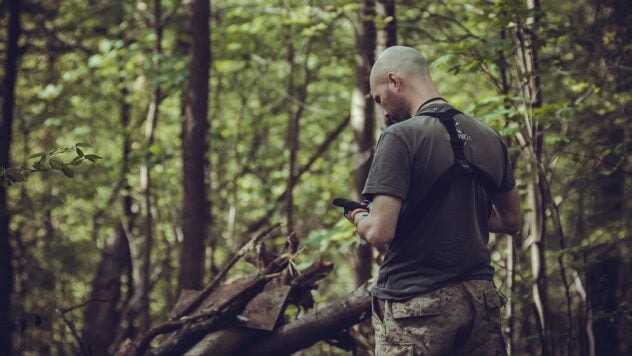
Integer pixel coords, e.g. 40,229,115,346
170,223,282,321
149,255,290,355
55,307,89,356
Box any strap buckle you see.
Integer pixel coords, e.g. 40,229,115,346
457,159,473,172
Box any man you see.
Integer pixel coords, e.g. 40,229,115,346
342,46,522,355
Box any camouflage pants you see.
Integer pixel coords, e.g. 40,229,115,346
372,280,507,356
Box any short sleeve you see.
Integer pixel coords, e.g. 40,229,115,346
362,131,411,201
498,141,516,192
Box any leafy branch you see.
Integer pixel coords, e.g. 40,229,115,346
0,143,102,187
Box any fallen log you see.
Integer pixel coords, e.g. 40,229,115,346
185,283,372,355
246,282,372,355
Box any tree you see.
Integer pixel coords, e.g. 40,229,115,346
178,0,211,291
350,0,376,288
0,0,22,354
137,0,164,333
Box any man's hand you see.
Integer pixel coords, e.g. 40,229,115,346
355,194,402,249
332,198,371,225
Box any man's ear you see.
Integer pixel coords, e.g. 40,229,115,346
388,72,401,90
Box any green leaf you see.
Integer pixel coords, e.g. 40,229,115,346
84,154,102,163
61,166,74,178
29,152,46,159
76,147,84,157
69,156,83,165
431,54,454,70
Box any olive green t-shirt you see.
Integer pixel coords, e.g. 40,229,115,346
363,103,515,300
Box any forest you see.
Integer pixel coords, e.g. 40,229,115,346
0,0,630,355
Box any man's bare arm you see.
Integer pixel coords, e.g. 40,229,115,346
489,187,522,235
355,194,402,249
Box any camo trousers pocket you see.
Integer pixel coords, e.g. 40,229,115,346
376,342,414,356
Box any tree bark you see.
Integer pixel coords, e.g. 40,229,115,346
351,0,376,288
0,1,21,354
178,0,211,291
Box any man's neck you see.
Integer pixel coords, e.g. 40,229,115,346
412,96,446,115
408,87,445,116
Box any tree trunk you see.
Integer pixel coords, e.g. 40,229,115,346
284,19,297,234
178,0,211,291
516,0,550,353
374,0,396,136
497,21,515,354
375,0,396,53
82,228,132,355
351,0,376,288
587,248,620,356
81,86,134,356
136,0,163,333
0,1,21,354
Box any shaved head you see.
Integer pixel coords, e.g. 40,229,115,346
370,46,431,87
369,46,441,126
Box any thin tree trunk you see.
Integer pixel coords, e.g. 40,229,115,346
0,1,21,354
497,21,515,354
375,0,396,53
178,0,211,291
516,0,550,353
576,178,593,356
137,0,163,333
374,0,395,137
284,7,314,235
284,17,297,234
81,86,134,356
351,0,376,288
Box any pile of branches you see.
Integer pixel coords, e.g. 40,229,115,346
116,224,372,356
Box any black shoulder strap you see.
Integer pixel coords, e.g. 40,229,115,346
421,109,499,198
424,109,471,171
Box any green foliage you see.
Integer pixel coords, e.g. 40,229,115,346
0,143,102,187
